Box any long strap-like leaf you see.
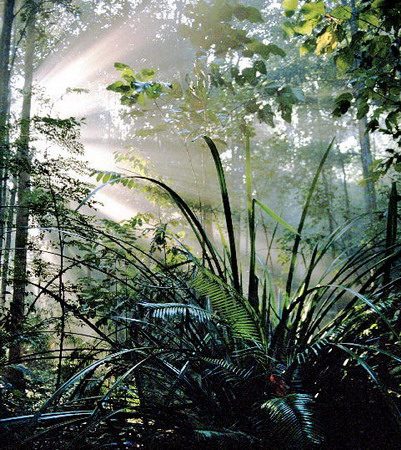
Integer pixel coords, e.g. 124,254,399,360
286,138,335,296
203,136,240,292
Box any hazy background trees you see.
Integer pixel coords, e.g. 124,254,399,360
0,0,399,408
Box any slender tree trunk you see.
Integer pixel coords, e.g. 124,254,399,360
322,170,335,236
340,155,351,221
383,182,398,288
347,0,377,217
0,0,15,133
8,10,36,363
1,182,16,306
358,116,377,214
0,0,16,263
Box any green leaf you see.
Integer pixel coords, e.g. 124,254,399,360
333,92,353,116
245,41,286,59
330,5,352,20
293,19,319,35
191,268,263,344
385,111,399,131
145,82,163,99
257,104,275,127
358,11,380,30
282,0,298,17
242,67,257,83
300,44,310,56
335,49,354,72
114,62,130,70
121,67,135,82
139,68,156,81
262,394,323,447
327,285,399,339
255,199,299,235
141,303,213,323
282,21,296,36
356,98,369,120
106,81,131,93
315,28,338,54
254,59,267,74
301,1,325,19
266,44,286,57
120,95,136,106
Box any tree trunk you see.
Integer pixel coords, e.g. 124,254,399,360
347,0,377,217
1,182,16,306
0,0,15,128
383,182,398,288
358,116,377,215
8,9,36,363
340,155,351,221
0,0,16,263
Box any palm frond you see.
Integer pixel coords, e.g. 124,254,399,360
140,302,213,323
261,393,323,448
190,267,264,345
202,357,252,380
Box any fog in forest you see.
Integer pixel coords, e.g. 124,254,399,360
0,1,400,448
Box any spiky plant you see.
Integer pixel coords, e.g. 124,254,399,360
1,137,400,449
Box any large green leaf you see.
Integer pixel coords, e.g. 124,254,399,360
262,394,323,447
190,268,263,345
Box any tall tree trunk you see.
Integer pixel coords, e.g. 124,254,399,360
340,154,351,221
0,0,16,263
383,182,398,288
8,9,36,363
358,116,377,214
322,170,335,235
347,0,377,217
0,0,15,133
1,182,16,306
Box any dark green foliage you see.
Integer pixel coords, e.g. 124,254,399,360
2,137,400,449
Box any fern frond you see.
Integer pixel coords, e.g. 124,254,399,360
140,302,213,323
261,393,323,448
190,268,263,345
202,357,252,380
296,338,330,365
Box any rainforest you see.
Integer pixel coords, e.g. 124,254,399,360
0,0,400,448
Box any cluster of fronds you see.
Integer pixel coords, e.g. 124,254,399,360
1,137,400,449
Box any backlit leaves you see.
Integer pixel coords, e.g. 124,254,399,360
107,65,169,106
329,5,351,21
284,0,401,172
315,28,338,55
300,1,325,20
282,0,298,17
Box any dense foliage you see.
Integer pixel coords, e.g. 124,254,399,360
0,0,400,449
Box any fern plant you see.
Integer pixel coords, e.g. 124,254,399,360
1,135,400,447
